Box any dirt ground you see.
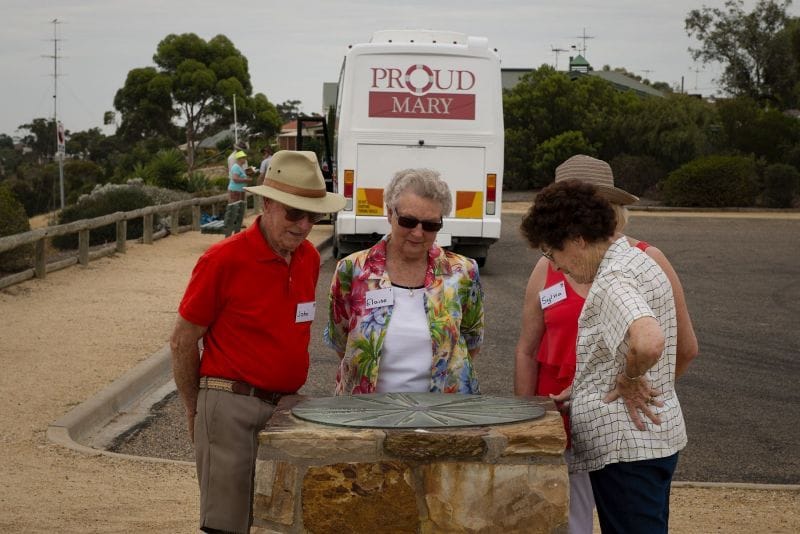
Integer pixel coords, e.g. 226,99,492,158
0,215,798,533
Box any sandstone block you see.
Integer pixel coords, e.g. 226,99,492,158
383,430,487,460
420,462,568,533
494,411,567,457
302,461,418,533
260,422,383,461
253,459,298,525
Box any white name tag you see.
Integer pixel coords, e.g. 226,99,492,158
539,281,567,309
295,301,316,323
365,287,393,309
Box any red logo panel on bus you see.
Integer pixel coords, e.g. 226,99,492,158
368,64,476,120
369,92,475,119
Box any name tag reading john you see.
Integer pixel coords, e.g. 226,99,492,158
365,287,393,309
539,281,567,309
296,301,315,323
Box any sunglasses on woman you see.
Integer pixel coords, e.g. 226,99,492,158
394,211,443,232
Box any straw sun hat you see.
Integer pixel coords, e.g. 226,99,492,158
554,154,638,205
245,150,345,213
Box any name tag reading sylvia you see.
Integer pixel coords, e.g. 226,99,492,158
539,281,567,309
295,301,315,323
365,288,393,309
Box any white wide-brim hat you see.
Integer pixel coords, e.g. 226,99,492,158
245,150,346,213
555,154,638,205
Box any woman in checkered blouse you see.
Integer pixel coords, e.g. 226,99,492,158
520,179,687,534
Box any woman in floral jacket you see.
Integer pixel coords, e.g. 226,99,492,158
325,169,484,395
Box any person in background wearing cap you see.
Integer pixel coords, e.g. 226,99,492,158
227,142,248,172
171,150,345,534
257,145,273,185
515,155,698,533
228,150,250,203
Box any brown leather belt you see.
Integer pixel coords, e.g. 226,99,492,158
199,376,285,405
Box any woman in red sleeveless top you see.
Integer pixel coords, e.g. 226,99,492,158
514,155,699,534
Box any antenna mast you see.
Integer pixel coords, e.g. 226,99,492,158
550,46,568,70
573,28,595,56
43,19,66,209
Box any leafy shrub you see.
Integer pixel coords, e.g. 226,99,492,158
0,185,33,272
662,155,758,207
52,187,155,250
186,171,212,193
762,163,799,208
609,154,667,198
145,149,188,190
209,176,230,191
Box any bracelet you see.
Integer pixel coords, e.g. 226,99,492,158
622,368,644,381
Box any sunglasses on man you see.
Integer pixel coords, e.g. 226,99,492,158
283,206,326,224
394,211,444,232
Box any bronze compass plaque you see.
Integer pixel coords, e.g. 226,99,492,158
291,392,545,428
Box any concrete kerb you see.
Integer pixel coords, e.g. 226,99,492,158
46,224,335,466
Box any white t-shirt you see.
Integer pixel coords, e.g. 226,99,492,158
376,284,432,393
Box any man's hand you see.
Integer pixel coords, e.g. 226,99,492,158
186,408,196,443
603,373,664,430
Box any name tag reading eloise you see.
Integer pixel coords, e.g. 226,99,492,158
365,287,393,309
295,301,316,323
539,281,567,309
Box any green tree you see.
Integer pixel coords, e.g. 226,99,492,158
113,67,176,142
686,0,792,102
116,33,260,168
503,65,637,188
717,96,800,162
0,134,22,178
611,94,719,171
276,99,302,122
763,17,800,108
17,118,58,160
245,93,282,138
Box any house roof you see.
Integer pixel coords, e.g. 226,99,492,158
584,70,664,98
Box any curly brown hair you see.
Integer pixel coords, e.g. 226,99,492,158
520,180,616,250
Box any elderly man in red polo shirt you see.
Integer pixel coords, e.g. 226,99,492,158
171,150,345,534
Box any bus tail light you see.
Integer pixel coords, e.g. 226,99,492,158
486,173,497,215
344,169,354,210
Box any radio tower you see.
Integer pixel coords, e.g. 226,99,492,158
43,19,65,209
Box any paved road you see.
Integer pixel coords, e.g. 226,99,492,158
116,211,800,485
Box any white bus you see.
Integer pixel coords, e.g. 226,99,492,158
332,29,504,267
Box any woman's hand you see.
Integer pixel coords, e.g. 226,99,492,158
604,373,663,430
549,385,573,415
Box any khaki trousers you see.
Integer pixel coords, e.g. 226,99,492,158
194,388,275,534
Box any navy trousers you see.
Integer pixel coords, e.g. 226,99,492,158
589,453,679,534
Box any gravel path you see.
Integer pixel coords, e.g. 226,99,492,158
1,212,798,533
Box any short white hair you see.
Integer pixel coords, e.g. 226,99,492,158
384,168,452,216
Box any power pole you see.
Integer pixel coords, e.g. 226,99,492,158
641,69,654,80
43,19,66,210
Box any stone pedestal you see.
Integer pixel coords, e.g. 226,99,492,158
253,396,568,534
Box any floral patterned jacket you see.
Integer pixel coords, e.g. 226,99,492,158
324,236,484,395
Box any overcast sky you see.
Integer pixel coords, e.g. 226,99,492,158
2,0,788,137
